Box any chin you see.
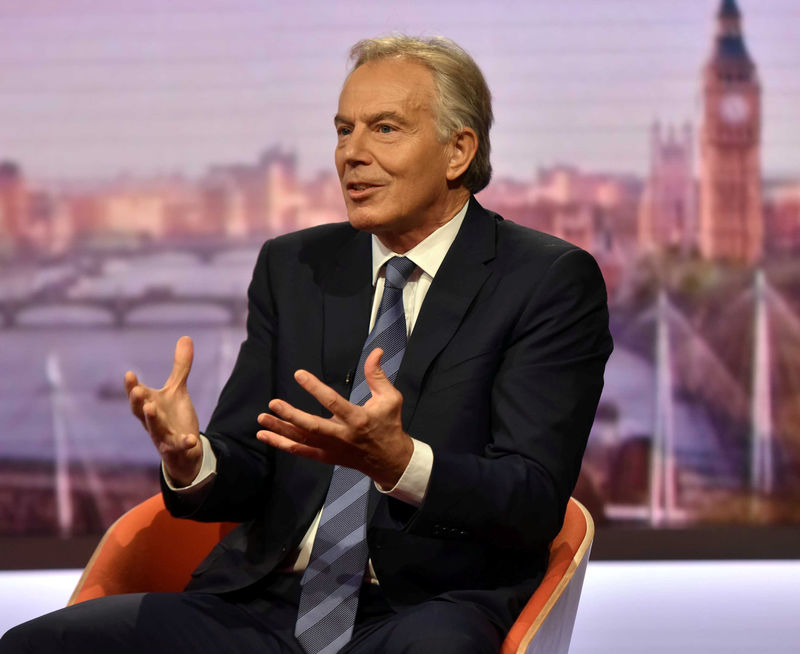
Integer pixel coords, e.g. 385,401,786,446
345,207,385,234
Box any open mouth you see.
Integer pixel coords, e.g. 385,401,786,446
347,182,379,191
346,182,382,199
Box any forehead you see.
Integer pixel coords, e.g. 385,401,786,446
337,58,436,119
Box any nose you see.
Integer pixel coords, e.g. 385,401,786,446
340,125,372,168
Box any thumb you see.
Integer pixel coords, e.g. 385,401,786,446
166,335,194,388
364,347,394,396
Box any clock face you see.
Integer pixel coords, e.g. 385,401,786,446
719,93,750,124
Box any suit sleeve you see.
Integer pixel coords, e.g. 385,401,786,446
162,240,278,522
405,247,612,549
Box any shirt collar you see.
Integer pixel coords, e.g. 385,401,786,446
370,199,470,285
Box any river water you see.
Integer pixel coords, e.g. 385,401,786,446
0,249,733,494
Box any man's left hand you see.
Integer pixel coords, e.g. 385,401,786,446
256,348,414,488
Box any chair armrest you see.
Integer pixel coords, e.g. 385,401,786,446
68,493,236,605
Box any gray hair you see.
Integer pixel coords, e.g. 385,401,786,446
348,35,493,194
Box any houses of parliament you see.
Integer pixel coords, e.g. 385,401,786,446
2,0,797,274
640,0,765,264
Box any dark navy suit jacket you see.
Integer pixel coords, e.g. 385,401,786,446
163,197,613,632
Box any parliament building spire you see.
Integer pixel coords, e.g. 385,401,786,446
698,0,763,264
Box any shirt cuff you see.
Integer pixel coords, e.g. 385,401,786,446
374,438,433,507
161,434,218,493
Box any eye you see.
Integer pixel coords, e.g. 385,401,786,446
378,124,394,134
337,125,352,137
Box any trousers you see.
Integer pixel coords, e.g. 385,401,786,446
0,573,502,654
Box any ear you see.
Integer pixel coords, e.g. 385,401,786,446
445,127,479,182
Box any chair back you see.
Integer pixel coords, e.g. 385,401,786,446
501,498,594,654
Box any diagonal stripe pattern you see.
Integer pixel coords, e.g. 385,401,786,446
295,256,416,654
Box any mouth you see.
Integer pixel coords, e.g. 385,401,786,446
346,182,382,199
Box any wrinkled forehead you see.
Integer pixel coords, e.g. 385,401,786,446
336,58,437,120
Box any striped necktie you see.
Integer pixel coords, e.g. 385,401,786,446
295,256,417,654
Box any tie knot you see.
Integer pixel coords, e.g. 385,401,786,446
384,257,417,289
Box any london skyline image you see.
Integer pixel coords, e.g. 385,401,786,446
1,0,798,182
1,0,800,548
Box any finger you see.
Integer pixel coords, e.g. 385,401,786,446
256,429,327,462
267,398,343,439
123,371,139,397
363,348,395,396
294,369,357,420
257,411,313,444
165,336,194,389
128,384,148,424
142,399,165,440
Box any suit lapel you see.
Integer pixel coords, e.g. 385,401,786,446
396,199,497,429
318,228,379,518
319,205,496,520
321,229,373,395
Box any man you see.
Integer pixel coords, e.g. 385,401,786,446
1,35,611,654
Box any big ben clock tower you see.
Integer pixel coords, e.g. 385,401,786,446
699,0,763,264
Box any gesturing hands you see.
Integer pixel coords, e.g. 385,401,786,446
124,336,202,487
257,348,414,488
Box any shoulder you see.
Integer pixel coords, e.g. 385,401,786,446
265,221,360,256
497,216,576,259
272,221,359,247
473,201,598,280
252,222,366,270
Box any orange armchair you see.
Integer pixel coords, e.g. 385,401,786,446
69,495,593,654
68,494,236,605
501,498,593,654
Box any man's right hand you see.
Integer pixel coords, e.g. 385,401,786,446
124,335,202,487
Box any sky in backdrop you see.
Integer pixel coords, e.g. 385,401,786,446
0,0,797,182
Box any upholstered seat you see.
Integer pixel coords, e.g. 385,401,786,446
69,494,593,654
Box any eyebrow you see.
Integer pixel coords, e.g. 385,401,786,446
333,111,410,127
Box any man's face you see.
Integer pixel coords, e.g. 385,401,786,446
334,58,455,251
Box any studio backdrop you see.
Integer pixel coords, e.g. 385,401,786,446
1,0,799,567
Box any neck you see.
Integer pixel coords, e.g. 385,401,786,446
376,189,470,253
